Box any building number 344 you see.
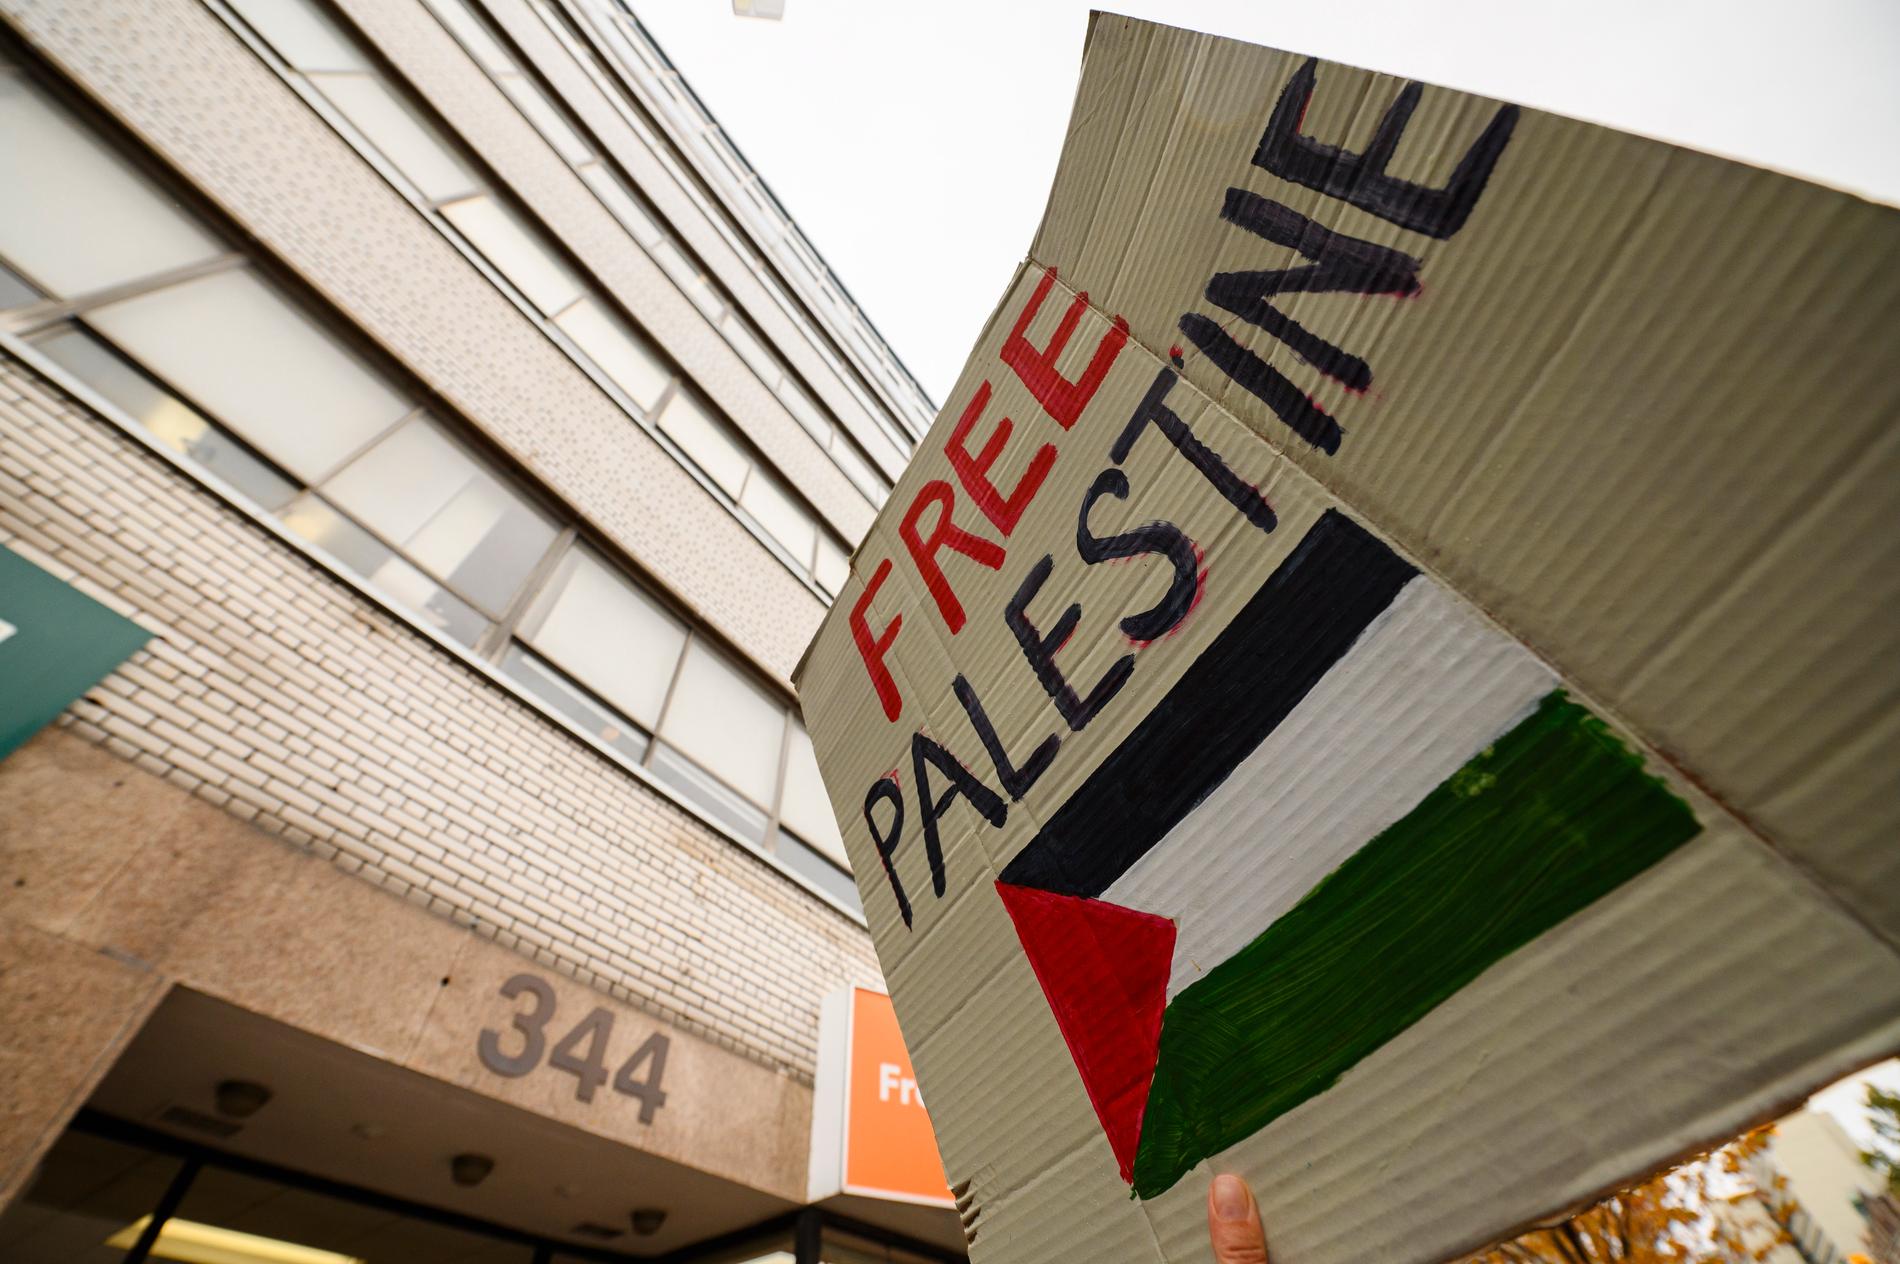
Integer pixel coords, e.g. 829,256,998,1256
477,973,670,1122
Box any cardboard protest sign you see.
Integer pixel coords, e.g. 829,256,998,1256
794,15,1900,1264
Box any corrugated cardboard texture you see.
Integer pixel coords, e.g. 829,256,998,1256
796,15,1900,1264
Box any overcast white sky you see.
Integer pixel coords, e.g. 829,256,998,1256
630,0,1900,404
1811,1057,1900,1147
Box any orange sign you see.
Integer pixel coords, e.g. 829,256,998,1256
809,987,952,1206
843,989,951,1203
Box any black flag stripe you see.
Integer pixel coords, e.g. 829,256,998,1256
998,509,1416,898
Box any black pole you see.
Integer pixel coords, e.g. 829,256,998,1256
73,1110,964,1263
122,1157,202,1264
792,1207,824,1264
532,1247,553,1264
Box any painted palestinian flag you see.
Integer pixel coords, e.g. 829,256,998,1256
995,510,1700,1198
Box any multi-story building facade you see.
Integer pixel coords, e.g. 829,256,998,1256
0,0,956,1259
1729,1110,1887,1264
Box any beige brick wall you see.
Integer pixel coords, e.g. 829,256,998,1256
0,350,884,1082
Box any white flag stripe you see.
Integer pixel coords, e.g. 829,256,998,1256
1103,577,1556,1000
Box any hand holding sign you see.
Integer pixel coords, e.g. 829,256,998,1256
1207,1175,1269,1264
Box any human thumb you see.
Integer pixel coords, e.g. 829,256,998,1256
1208,1173,1269,1264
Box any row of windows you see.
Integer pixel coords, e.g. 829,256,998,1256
486,0,918,479
0,56,858,915
528,0,930,463
584,0,939,443
215,0,897,592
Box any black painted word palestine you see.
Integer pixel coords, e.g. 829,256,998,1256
1178,57,1519,454
477,973,669,1121
860,366,1278,929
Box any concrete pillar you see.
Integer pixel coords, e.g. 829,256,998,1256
0,731,175,1210
0,914,166,1210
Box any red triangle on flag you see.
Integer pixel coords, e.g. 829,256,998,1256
995,881,1176,1183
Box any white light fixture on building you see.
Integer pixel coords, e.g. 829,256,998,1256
450,1152,495,1186
105,1217,366,1264
214,1079,273,1119
731,0,785,19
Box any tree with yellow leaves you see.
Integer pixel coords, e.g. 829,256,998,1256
1461,1128,1790,1264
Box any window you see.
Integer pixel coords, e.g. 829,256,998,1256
497,553,858,910
416,0,514,73
440,194,584,318
647,239,701,298
720,314,782,388
502,550,859,908
279,494,489,646
739,469,818,570
323,415,559,616
224,0,370,72
658,640,785,809
657,390,749,497
827,439,885,505
501,645,650,766
514,546,685,730
32,327,298,511
579,1,935,442
83,267,410,483
0,69,224,296
778,829,861,914
813,537,850,598
27,293,529,654
0,50,549,655
780,721,846,866
649,741,769,843
777,378,832,445
553,298,668,409
843,410,906,477
307,73,480,202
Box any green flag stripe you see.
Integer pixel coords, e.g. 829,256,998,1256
1130,691,1699,1197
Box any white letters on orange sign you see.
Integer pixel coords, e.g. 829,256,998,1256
877,1061,923,1108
